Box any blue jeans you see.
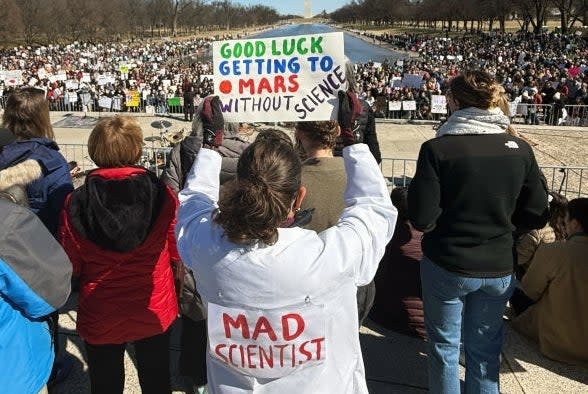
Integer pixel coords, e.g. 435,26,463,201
420,257,514,394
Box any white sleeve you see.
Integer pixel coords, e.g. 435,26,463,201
319,144,397,286
176,148,222,262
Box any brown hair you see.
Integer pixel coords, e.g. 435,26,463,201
450,70,518,135
449,70,507,111
295,120,339,150
2,87,54,140
215,138,302,245
255,128,293,146
88,116,143,168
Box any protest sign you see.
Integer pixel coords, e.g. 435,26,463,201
37,68,47,80
388,101,402,111
167,97,181,107
1,70,23,86
65,80,79,90
81,73,91,83
431,95,447,114
98,96,112,109
112,96,122,111
402,100,417,111
28,77,38,87
55,71,67,82
213,32,346,122
208,302,326,379
401,74,423,89
126,90,141,107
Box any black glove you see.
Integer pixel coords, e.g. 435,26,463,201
338,90,363,146
201,96,224,147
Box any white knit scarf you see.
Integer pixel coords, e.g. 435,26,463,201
436,107,510,137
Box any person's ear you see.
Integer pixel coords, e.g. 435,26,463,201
336,125,341,137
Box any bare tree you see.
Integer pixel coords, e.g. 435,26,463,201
551,0,582,32
0,0,22,43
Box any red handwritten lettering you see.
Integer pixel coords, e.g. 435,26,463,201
223,313,250,339
228,344,239,367
282,313,305,340
238,79,255,94
288,75,299,93
246,345,257,369
299,340,313,362
215,344,228,363
274,344,288,367
311,337,325,360
252,316,278,341
259,345,273,369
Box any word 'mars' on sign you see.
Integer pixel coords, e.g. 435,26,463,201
208,303,326,379
213,32,346,122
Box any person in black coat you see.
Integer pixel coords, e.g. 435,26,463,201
183,86,195,122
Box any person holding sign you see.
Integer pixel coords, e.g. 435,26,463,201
176,94,396,393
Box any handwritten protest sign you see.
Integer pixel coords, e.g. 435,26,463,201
431,95,447,114
208,302,326,379
213,32,346,122
1,70,23,86
126,90,140,107
388,101,402,111
98,96,112,110
402,100,417,111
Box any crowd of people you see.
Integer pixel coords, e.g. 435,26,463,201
5,29,588,126
351,29,588,124
0,37,233,114
1,45,588,394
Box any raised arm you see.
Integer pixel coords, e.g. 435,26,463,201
317,91,397,286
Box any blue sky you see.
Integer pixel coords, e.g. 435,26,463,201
234,0,348,16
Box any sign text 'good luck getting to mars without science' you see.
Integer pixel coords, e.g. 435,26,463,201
213,32,346,122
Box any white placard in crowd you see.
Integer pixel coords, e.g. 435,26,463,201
98,96,112,109
55,71,67,82
388,101,402,111
37,68,47,80
402,100,417,111
1,70,23,86
396,60,404,67
372,62,382,69
431,95,448,114
213,32,346,122
401,74,423,89
112,96,122,111
81,73,91,83
65,80,79,90
28,77,38,87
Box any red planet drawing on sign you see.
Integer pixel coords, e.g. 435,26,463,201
219,80,232,94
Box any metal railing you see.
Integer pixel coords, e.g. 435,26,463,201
380,158,587,198
58,147,587,199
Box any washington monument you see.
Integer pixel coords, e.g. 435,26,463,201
304,0,312,18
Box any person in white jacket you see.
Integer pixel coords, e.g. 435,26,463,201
176,93,397,393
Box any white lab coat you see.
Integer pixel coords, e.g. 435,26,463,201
177,144,397,394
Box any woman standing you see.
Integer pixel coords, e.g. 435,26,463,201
176,94,396,393
0,87,73,235
59,116,179,394
408,70,549,393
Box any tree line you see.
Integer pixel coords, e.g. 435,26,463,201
330,0,588,34
0,0,281,45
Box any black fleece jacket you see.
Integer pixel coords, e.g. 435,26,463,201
408,133,549,277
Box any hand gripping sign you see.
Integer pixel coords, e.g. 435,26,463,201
208,302,326,379
213,32,346,123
